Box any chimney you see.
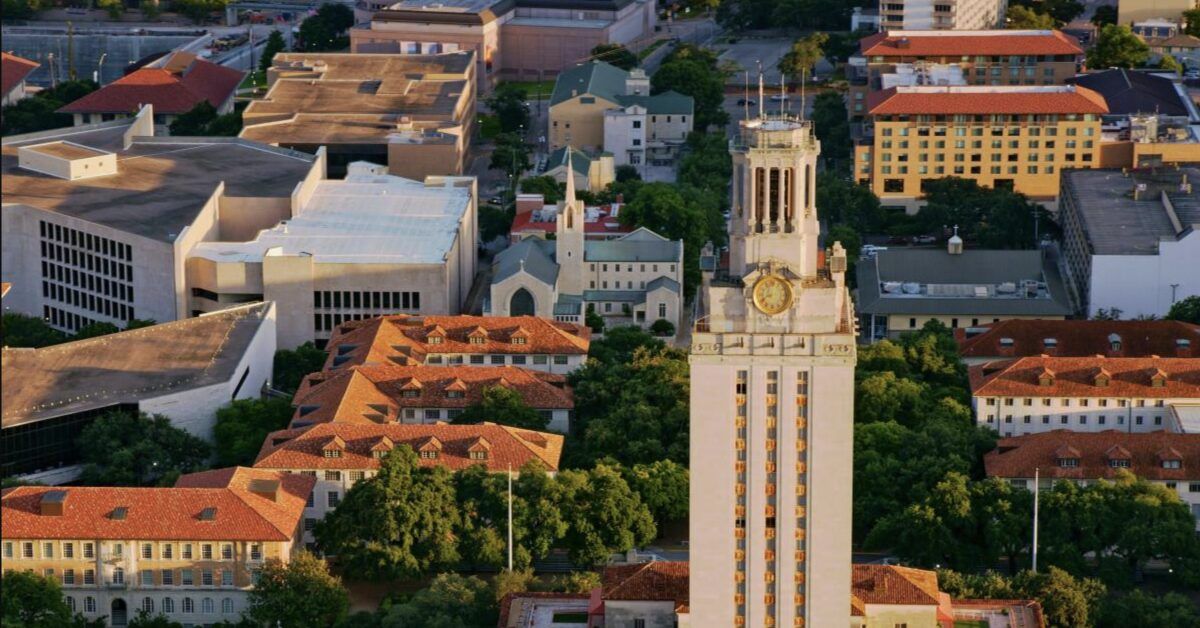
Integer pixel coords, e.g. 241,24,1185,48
1177,338,1192,358
39,490,67,516
247,479,280,503
947,225,963,255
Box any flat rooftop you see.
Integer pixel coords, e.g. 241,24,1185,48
1,303,272,429
1063,167,1200,255
23,141,109,160
2,122,317,243
190,170,471,264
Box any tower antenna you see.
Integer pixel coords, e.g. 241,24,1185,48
744,70,750,122
800,68,806,122
781,72,787,116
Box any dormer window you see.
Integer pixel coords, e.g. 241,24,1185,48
1094,369,1111,387
1158,447,1183,469
323,449,341,458
1057,457,1079,468
512,336,527,345
429,335,443,345
468,327,488,345
469,450,488,460
1151,369,1168,388
1109,458,1130,468
469,336,485,345
420,450,439,459
1163,459,1182,470
401,389,420,398
372,450,386,459
427,325,446,345
1106,445,1131,468
1038,368,1055,387
447,390,465,399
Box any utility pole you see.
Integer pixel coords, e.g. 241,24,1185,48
1170,283,1180,304
506,464,514,572
1032,467,1040,573
94,52,107,85
67,21,77,81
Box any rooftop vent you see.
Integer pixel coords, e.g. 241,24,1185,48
40,490,68,516
17,141,117,181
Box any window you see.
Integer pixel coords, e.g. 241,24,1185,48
222,569,233,587
19,542,31,559
63,542,74,559
182,569,194,586
250,544,262,561
42,542,54,559
1110,458,1130,468
162,544,173,559
469,450,488,460
84,569,96,585
112,567,125,585
85,597,97,613
202,544,213,560
323,449,342,459
1058,458,1079,468
162,569,174,586
202,598,215,614
202,569,214,586
328,491,341,507
221,544,233,560
181,544,193,560
163,598,175,613
324,470,342,481
64,569,75,585
66,597,76,612
223,598,234,614
141,570,154,586
1163,459,1182,469
182,598,194,614
142,543,153,559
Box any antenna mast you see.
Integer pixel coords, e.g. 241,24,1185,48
800,68,806,122
744,70,750,121
757,61,765,120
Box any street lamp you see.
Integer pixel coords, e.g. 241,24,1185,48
94,53,107,85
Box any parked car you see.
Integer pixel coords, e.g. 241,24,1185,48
913,235,937,244
736,98,756,106
769,94,788,102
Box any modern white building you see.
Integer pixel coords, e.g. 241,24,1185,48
878,0,1009,30
189,162,478,349
488,159,683,331
969,355,1200,437
1058,167,1200,319
1,302,276,484
689,114,857,627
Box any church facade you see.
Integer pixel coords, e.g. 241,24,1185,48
487,159,684,332
690,115,858,627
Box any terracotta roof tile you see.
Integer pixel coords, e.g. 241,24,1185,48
969,356,1200,398
253,422,563,472
851,564,942,612
58,53,243,115
984,430,1200,481
323,314,589,370
290,365,572,427
601,561,689,606
497,592,591,627
867,85,1108,115
1,467,313,541
956,320,1200,359
860,30,1083,57
1,52,39,97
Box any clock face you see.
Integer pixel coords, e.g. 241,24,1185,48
752,275,793,316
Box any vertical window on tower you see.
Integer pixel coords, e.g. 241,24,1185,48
734,370,748,623
754,168,766,232
765,371,778,624
795,371,810,622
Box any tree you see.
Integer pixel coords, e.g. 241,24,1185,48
273,341,327,393
621,459,688,526
1091,4,1117,26
652,44,728,131
125,318,156,330
213,397,294,467
777,32,827,79
2,80,98,136
0,313,68,348
1097,591,1200,628
816,173,886,233
486,83,531,135
557,464,656,565
1,0,43,20
127,612,183,628
479,204,513,243
1156,54,1183,74
77,410,211,486
452,385,548,430
247,552,349,628
914,177,1052,249
73,321,121,340
97,0,123,18
519,175,564,204
297,4,353,51
936,567,1106,628
1,570,76,628
140,0,161,20
1185,8,1200,37
1005,5,1057,29
261,30,287,73
1166,295,1200,323
810,92,851,167
620,181,717,298
314,446,461,579
1088,25,1150,69
585,306,605,333
591,43,638,71
615,164,641,183
173,0,226,24
380,574,496,628
169,101,218,136
490,132,532,176
649,318,675,337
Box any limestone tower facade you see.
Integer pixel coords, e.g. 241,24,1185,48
689,115,857,627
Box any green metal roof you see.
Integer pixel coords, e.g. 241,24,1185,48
547,146,591,176
550,61,628,107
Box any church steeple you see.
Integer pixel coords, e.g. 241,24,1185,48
555,148,585,294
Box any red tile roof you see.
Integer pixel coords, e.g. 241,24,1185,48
602,561,689,608
984,430,1200,481
253,421,564,472
1,467,313,541
1,52,39,97
290,365,573,427
867,85,1108,115
860,30,1083,57
322,314,589,370
850,564,943,616
510,203,633,238
59,52,243,115
497,592,591,627
969,356,1200,398
955,320,1200,360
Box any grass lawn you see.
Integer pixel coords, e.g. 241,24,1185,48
638,38,670,60
478,114,502,140
499,79,556,99
954,621,989,628
238,71,268,91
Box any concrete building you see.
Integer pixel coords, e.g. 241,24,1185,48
350,0,658,90
252,422,563,544
320,314,590,374
549,61,693,164
2,108,319,333
855,85,1108,208
856,244,1073,340
1143,33,1200,67
543,146,615,192
954,319,1200,365
968,355,1200,436
509,196,632,241
877,0,1009,30
848,30,1084,120
239,52,476,179
689,113,858,627
597,561,690,627
488,158,683,330
188,163,478,349
985,430,1200,529
1057,167,1200,319
1118,0,1198,25
58,52,243,134
1,52,39,107
289,364,574,432
0,467,314,627
1,303,276,485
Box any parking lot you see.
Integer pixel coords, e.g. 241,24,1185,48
716,38,795,84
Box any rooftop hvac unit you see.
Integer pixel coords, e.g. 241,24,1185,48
1023,280,1039,298
883,281,903,293
996,282,1017,294
974,286,989,298
902,282,921,294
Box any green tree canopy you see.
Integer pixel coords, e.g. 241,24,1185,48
1185,8,1200,37
260,30,287,73
314,446,462,579
173,0,227,24
247,551,349,628
297,3,353,51
620,459,688,526
452,385,548,430
777,32,827,78
1005,5,1058,29
615,164,641,182
479,204,513,242
1,0,43,19
213,397,294,467
816,173,886,233
1096,591,1200,627
380,573,496,628
1087,25,1151,69
810,91,851,167
490,132,532,176
519,175,564,204
73,322,121,340
1,313,69,348
938,567,1106,628
591,43,638,71
651,44,728,130
557,464,657,565
1,570,77,628
486,83,531,134
914,177,1055,248
2,80,98,136
77,410,211,486
1165,295,1200,323
1091,4,1117,26
273,341,327,393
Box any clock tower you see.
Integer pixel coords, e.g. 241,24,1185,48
690,115,857,627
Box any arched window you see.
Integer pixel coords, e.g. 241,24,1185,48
162,598,175,614
182,598,194,613
510,288,535,316
142,597,154,613
66,597,76,612
202,598,214,614
84,597,96,613
222,598,234,614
